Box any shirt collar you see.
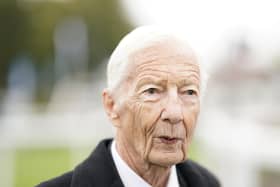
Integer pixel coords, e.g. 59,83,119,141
111,140,179,187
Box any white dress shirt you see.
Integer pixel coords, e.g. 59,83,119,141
111,140,179,187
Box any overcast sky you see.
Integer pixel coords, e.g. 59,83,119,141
120,0,280,66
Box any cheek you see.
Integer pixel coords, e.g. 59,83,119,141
127,97,162,131
126,100,163,154
140,103,163,133
182,102,200,140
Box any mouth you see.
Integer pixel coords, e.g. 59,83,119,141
158,136,182,144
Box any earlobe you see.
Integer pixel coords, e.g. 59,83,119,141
102,89,121,127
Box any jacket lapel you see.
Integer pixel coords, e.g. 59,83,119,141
176,160,209,187
70,139,124,187
110,179,125,187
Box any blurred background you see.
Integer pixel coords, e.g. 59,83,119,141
0,0,279,187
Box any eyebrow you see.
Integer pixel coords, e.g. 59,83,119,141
178,78,198,84
135,77,167,90
177,77,200,88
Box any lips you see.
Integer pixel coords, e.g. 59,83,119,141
158,136,182,144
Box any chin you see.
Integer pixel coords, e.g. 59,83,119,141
148,150,186,167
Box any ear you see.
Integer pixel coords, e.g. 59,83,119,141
102,89,121,128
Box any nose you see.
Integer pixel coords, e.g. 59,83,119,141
161,89,183,124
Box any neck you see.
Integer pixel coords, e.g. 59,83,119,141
115,137,171,187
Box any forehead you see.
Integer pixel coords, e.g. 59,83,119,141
126,40,200,83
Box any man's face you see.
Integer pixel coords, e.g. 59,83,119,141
114,40,200,167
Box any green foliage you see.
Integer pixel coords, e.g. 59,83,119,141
0,0,28,88
0,0,132,95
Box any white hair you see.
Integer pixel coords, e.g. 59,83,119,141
107,25,208,98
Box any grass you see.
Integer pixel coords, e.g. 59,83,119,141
14,148,71,187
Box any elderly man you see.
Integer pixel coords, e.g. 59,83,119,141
37,26,220,187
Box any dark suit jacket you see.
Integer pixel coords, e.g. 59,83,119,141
36,139,220,187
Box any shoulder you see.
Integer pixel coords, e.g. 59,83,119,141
35,171,73,187
176,160,221,187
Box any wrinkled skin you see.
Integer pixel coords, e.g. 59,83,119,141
103,39,200,187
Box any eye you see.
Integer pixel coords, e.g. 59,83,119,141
144,88,158,95
140,86,162,101
186,90,196,95
181,89,197,96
